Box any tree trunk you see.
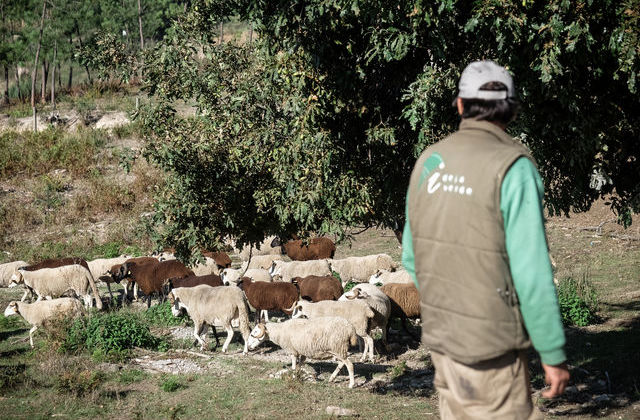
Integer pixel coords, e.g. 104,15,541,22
41,60,48,103
219,22,223,44
249,23,253,44
31,0,46,131
2,65,8,105
137,0,144,50
67,63,73,89
1,1,8,105
15,64,22,101
51,40,57,109
75,22,92,84
57,62,61,89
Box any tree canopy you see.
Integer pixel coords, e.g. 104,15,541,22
101,0,638,261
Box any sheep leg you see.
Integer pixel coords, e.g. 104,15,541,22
20,290,30,302
210,325,220,350
360,335,375,363
106,282,114,300
328,360,344,382
221,325,234,353
345,358,355,388
83,295,93,308
29,325,37,348
193,322,207,350
260,310,269,323
133,282,139,300
291,354,297,370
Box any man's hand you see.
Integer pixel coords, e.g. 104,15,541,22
541,363,570,398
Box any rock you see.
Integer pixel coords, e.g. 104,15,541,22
98,363,121,372
95,111,130,130
593,394,611,404
326,406,358,417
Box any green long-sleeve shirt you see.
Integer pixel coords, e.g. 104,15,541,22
402,157,566,366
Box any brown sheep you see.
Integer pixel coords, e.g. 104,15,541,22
380,283,420,339
107,257,159,301
271,237,336,261
19,257,102,310
237,277,299,323
167,274,223,290
122,260,194,308
21,257,90,272
291,275,343,302
202,251,232,270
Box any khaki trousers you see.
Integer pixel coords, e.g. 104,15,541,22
431,350,542,420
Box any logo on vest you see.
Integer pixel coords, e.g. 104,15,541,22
419,153,473,196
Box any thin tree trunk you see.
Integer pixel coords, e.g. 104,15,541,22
31,0,46,131
41,60,48,103
137,0,144,50
1,1,8,105
57,62,61,89
51,40,56,109
67,62,73,89
219,22,223,44
75,22,92,84
15,64,22,101
249,23,253,44
2,66,8,105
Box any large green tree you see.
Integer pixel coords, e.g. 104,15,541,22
133,0,638,262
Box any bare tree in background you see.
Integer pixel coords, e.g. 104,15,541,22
137,0,144,50
31,0,46,132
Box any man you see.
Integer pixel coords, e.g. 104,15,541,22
402,60,570,419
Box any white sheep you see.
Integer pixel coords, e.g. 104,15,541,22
291,299,376,362
328,254,398,284
240,254,285,271
191,256,222,276
368,269,414,285
247,317,358,388
9,265,102,308
238,236,283,261
0,260,28,288
169,285,251,353
4,298,84,347
269,260,331,283
339,283,391,353
222,268,272,286
87,257,130,279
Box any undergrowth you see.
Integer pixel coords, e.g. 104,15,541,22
557,274,598,327
144,301,190,327
61,311,166,361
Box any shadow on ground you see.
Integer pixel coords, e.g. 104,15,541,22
532,314,640,417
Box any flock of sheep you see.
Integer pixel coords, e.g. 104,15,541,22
0,236,420,388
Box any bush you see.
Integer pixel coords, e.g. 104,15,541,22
343,280,357,293
56,368,105,397
144,301,190,327
159,375,185,392
62,312,164,360
558,275,598,327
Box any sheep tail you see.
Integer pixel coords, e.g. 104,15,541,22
237,299,251,338
349,330,358,347
86,269,103,310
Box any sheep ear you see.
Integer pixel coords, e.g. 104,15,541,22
359,291,370,299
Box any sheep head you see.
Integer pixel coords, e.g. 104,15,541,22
8,270,24,287
247,323,267,350
3,301,19,317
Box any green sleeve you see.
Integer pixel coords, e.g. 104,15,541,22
501,157,566,366
401,190,419,289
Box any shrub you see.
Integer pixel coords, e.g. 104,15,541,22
160,375,185,392
557,275,598,327
343,280,358,293
56,368,105,397
62,312,163,360
144,301,190,327
118,369,148,384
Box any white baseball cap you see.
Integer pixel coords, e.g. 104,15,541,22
457,60,516,100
